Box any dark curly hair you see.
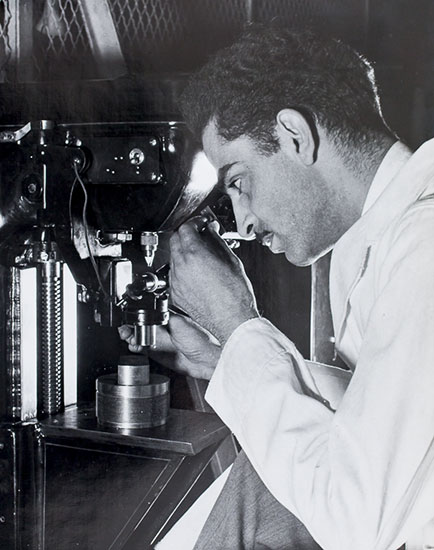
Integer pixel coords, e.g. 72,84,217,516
180,24,392,154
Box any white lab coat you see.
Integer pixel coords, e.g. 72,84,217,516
206,140,434,550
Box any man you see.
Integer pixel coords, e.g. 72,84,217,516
121,25,434,549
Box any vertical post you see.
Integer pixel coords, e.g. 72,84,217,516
0,265,38,422
4,267,22,420
0,265,7,420
37,260,64,417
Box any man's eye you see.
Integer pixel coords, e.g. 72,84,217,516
227,178,242,193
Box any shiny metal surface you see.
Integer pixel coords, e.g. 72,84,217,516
141,231,159,267
135,323,157,348
6,267,22,420
38,261,64,417
118,355,150,386
96,373,170,429
97,373,169,398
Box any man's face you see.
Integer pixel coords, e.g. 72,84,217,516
202,120,337,266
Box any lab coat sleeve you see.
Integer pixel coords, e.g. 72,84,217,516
205,203,434,550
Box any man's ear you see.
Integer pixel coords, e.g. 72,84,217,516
275,109,317,165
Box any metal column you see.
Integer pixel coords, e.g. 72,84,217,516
37,260,64,417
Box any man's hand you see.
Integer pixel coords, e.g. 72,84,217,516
118,314,220,380
169,219,259,345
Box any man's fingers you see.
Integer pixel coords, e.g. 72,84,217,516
119,324,138,346
128,343,144,354
118,325,132,340
177,221,202,250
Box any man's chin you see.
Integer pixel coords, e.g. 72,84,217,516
270,236,328,266
284,246,333,267
282,247,318,267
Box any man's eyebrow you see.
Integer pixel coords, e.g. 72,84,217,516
216,162,237,192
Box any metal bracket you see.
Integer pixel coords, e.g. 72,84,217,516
0,122,31,143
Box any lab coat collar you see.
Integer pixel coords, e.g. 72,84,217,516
361,141,412,215
331,137,434,346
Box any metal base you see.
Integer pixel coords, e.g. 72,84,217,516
96,373,169,429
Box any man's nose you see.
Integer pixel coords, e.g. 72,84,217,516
233,201,257,240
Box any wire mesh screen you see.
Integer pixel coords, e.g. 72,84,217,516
0,0,367,81
108,0,187,49
106,0,248,73
37,0,91,58
33,0,94,80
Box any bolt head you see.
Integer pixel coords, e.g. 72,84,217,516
129,148,145,165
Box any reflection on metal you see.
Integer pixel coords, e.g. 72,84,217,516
77,0,126,79
96,355,170,429
63,264,77,408
0,121,31,142
38,260,64,417
21,268,37,420
129,146,145,165
141,231,158,267
6,267,22,420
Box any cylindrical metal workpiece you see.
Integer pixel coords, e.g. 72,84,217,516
38,261,64,417
134,323,156,348
96,373,169,429
118,355,150,386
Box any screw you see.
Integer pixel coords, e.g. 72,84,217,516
150,172,158,181
27,182,37,194
0,443,4,450
0,516,5,523
149,138,157,147
129,148,145,165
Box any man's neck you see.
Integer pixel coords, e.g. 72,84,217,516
350,135,397,217
320,133,396,230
